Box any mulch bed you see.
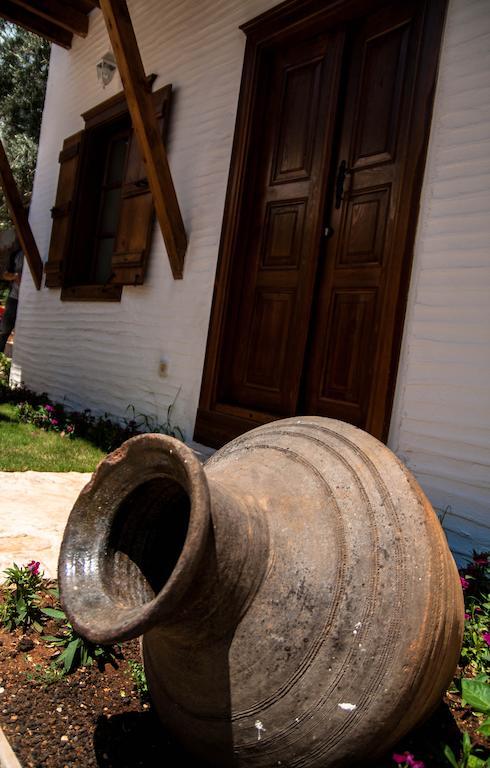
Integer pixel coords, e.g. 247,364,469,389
0,627,201,768
0,624,488,767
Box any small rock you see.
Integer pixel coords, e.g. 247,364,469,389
56,706,62,713
60,735,69,742
10,715,17,721
17,637,34,652
0,687,4,694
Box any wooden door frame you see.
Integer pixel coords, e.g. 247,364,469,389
194,0,447,449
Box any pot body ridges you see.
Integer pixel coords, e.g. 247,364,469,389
59,416,464,767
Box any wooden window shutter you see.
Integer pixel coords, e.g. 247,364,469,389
45,131,84,288
110,85,172,285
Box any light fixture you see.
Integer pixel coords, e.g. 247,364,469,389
96,52,117,87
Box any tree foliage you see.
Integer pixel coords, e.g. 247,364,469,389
0,21,50,229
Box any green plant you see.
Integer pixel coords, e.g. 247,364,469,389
0,353,11,384
127,390,185,442
0,561,44,631
27,662,66,687
461,676,490,738
460,553,490,675
127,659,149,699
42,607,120,674
444,732,490,768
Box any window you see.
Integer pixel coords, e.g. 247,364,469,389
45,83,172,301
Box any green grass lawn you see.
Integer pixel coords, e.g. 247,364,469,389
0,404,105,472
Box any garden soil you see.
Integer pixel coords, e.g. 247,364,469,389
0,622,488,768
0,628,205,768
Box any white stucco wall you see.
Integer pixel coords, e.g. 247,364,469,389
389,0,490,560
12,0,490,558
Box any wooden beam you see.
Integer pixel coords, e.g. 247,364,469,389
0,1,73,48
11,0,89,37
99,0,187,279
0,137,43,290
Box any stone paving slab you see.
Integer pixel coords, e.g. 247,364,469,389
0,472,92,578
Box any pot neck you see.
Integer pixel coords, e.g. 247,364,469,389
59,434,268,645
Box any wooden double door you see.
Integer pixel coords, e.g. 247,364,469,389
195,0,447,448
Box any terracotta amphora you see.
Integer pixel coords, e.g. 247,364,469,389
59,417,464,767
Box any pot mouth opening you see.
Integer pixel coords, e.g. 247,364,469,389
103,476,191,609
59,435,210,644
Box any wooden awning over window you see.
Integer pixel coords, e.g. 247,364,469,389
0,0,187,280
0,1,99,49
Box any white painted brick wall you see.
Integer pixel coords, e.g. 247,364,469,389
12,0,490,559
389,0,490,561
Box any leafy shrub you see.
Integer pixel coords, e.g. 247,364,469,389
0,561,44,632
17,401,75,436
6,386,185,453
0,352,11,384
460,553,490,674
42,606,120,674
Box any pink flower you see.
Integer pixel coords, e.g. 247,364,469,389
392,753,425,768
50,418,58,426
460,576,470,590
44,404,54,413
27,560,40,575
483,632,490,647
473,556,488,566
464,613,470,620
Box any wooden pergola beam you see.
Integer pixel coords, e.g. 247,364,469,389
0,0,73,48
0,137,43,290
12,0,89,38
99,0,187,279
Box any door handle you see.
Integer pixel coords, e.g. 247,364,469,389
335,159,350,209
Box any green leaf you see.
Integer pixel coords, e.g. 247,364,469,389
444,744,459,768
463,731,472,758
478,717,490,737
468,757,486,768
59,639,79,673
40,607,66,620
462,679,490,714
43,634,64,645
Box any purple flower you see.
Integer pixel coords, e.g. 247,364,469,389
464,613,470,620
27,560,40,575
50,418,58,426
483,632,490,647
460,576,470,590
44,404,54,413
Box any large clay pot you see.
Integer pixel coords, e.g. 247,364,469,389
59,417,464,767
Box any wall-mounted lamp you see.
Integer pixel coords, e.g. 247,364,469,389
96,52,117,87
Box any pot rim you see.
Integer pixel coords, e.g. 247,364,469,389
58,434,211,644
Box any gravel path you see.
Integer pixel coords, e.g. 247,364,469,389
0,471,91,577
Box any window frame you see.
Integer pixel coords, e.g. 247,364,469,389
45,76,172,302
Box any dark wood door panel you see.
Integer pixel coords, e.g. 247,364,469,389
316,287,378,424
302,0,430,437
217,29,345,416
